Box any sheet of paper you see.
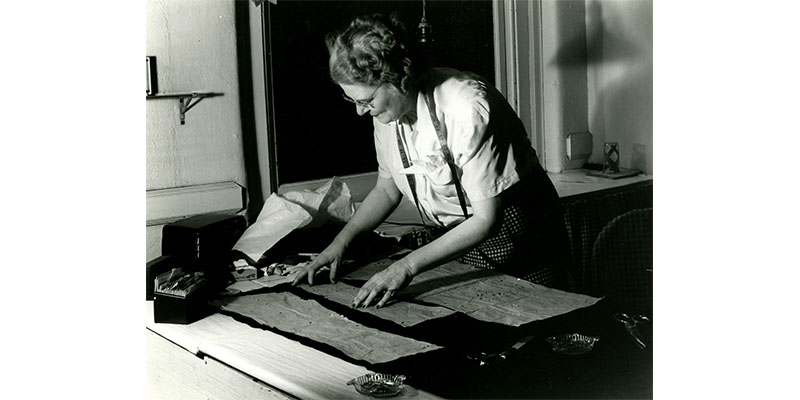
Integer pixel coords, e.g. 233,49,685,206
212,292,442,364
225,274,294,293
299,282,456,327
345,259,601,327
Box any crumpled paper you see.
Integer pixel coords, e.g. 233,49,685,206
232,177,356,263
282,177,355,229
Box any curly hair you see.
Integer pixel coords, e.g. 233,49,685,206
326,13,427,93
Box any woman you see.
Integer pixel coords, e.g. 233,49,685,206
293,13,572,307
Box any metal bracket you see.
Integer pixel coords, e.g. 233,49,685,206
146,91,223,125
179,93,205,125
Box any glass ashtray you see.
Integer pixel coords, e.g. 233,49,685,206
347,373,406,397
546,333,599,355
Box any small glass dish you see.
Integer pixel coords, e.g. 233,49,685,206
546,333,599,355
347,373,406,397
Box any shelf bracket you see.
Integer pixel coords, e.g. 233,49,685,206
146,91,223,125
179,94,206,125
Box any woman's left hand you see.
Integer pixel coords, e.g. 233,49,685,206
352,261,415,308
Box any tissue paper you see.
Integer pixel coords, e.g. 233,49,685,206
232,195,312,263
282,177,356,229
232,177,356,264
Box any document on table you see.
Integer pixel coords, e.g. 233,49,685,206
345,259,602,327
211,292,442,364
298,282,456,327
225,274,294,293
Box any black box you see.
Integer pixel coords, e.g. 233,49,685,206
153,268,211,324
153,291,210,324
156,214,247,322
162,213,247,266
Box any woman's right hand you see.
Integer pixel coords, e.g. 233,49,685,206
291,241,347,286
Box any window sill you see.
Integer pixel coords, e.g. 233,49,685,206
549,169,653,200
281,171,653,238
377,170,652,238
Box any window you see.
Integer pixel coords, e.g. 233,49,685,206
260,0,495,189
246,0,652,209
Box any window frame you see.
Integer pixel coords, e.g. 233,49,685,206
247,0,545,203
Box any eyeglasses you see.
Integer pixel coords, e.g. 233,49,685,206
341,84,382,109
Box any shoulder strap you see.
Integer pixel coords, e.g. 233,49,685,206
423,80,471,220
395,123,429,228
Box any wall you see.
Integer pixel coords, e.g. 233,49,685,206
142,0,653,260
585,0,653,174
146,0,247,261
540,0,590,173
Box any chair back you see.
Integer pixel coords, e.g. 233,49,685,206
589,208,653,314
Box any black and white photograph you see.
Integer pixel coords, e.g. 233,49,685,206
10,0,800,399
144,1,653,398
143,0,656,398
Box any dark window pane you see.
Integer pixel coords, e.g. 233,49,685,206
270,0,494,184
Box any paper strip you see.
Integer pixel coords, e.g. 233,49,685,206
345,259,601,327
299,282,456,327
212,292,442,364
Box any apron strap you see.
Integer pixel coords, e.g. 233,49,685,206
395,123,429,227
423,79,471,220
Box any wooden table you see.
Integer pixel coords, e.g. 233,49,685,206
146,301,443,399
147,230,651,399
147,289,651,399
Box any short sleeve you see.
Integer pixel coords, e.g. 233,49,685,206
445,87,520,202
373,119,393,179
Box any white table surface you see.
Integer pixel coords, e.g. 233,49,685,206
146,302,442,400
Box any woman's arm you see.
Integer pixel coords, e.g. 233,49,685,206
352,194,503,308
292,175,403,285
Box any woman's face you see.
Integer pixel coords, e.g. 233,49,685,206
340,83,416,124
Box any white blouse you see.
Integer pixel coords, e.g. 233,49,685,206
373,68,538,227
